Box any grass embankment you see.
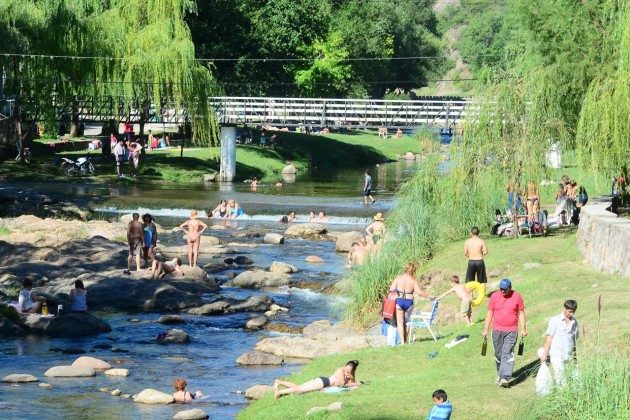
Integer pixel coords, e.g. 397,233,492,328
241,231,629,420
0,131,422,183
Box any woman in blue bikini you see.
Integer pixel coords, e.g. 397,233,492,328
389,263,432,344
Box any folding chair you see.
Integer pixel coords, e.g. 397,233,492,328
406,300,440,342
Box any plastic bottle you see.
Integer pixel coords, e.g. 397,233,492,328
41,303,49,316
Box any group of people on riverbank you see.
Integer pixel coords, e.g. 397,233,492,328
109,129,173,178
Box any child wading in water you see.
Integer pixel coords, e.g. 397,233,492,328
435,275,473,325
172,378,203,403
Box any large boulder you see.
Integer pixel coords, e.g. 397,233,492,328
71,356,112,370
1,374,38,383
20,313,111,337
263,233,284,244
227,296,274,313
0,318,24,337
403,151,416,160
269,261,299,274
104,369,129,377
143,284,204,311
284,223,327,237
44,366,96,378
157,328,190,344
236,352,284,366
158,315,186,324
255,336,329,359
173,409,209,420
228,270,290,289
335,231,365,252
281,164,297,174
133,388,175,404
244,384,274,400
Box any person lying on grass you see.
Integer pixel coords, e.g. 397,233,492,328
274,360,360,399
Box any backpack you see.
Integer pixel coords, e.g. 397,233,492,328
578,186,588,204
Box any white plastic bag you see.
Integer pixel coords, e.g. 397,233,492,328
386,324,400,346
536,362,553,395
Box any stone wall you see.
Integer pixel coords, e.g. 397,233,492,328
577,197,630,277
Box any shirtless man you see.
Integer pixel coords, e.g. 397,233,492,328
436,275,473,325
179,210,208,267
348,242,368,267
464,226,488,287
125,213,144,274
150,258,185,279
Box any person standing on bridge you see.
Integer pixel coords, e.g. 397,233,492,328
363,170,376,205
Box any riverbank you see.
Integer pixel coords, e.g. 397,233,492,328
0,131,425,183
240,230,629,419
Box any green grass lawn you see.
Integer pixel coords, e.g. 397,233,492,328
0,131,423,183
240,230,629,419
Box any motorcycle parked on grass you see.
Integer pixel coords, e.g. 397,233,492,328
60,156,95,176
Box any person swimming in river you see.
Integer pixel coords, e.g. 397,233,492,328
150,257,185,279
211,200,228,218
172,378,203,403
274,360,360,399
179,211,208,267
227,199,244,219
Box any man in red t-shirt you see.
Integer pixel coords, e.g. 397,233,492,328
482,278,527,387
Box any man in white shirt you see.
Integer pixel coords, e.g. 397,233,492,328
539,299,579,385
113,138,127,178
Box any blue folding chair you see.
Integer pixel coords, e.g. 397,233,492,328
407,300,440,342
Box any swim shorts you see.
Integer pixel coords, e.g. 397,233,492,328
465,259,487,283
460,299,472,315
128,239,142,256
116,155,125,166
364,189,371,197
317,376,331,388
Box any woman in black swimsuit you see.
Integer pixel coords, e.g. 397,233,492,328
211,200,228,218
274,360,360,399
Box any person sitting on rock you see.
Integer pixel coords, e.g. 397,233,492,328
18,278,46,314
274,360,360,399
172,378,203,403
150,258,185,279
68,280,88,313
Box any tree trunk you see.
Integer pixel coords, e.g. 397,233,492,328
69,98,80,137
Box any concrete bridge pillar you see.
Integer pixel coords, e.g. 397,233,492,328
219,125,237,182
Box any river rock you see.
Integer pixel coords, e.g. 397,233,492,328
307,402,343,416
265,323,303,334
158,315,186,324
142,284,204,311
227,296,274,313
39,383,52,388
269,261,299,274
255,336,329,359
244,384,274,400
245,316,269,330
305,255,324,263
263,233,285,244
133,388,175,404
281,164,297,174
44,366,96,378
0,318,24,337
111,389,122,396
270,304,289,312
187,301,230,316
236,352,284,366
173,409,209,420
229,270,290,288
403,151,416,160
1,374,38,383
285,223,327,237
20,313,111,337
104,369,129,377
202,173,217,183
157,328,190,344
335,231,365,252
233,256,254,265
71,356,112,370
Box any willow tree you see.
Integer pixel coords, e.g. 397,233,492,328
1,0,219,145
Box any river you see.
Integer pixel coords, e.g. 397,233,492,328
0,160,422,419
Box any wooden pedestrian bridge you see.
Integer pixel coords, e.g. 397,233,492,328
3,96,472,129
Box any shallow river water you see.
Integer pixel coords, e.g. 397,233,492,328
0,160,422,419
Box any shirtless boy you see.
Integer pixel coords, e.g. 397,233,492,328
436,275,473,325
464,226,488,286
348,242,368,267
179,210,208,267
125,213,144,275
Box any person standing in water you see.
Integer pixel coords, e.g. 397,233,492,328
179,210,208,267
363,170,375,205
464,227,488,289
